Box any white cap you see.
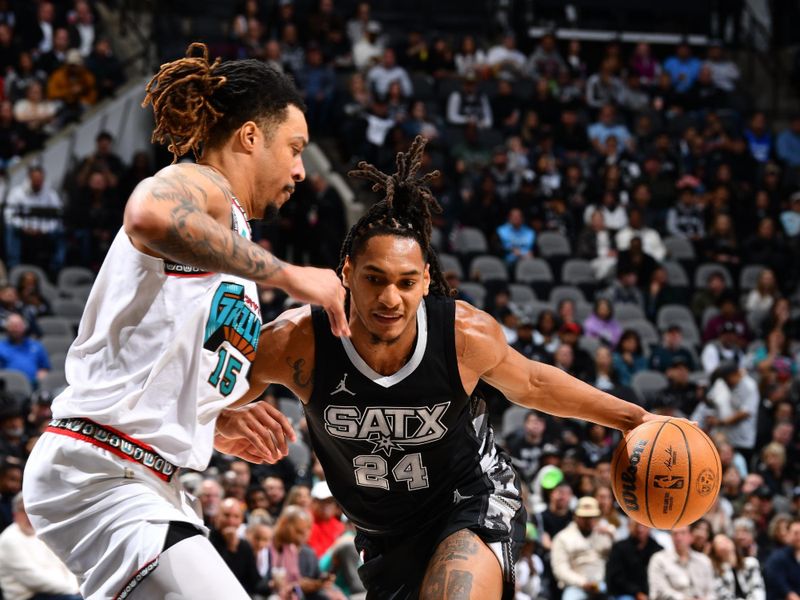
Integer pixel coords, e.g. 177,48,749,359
311,480,333,500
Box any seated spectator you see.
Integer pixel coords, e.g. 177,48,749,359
491,76,521,135
601,269,644,309
69,0,98,57
703,293,749,346
307,481,343,558
588,105,633,154
515,523,546,600
557,322,594,381
615,207,666,262
536,482,574,547
209,497,259,594
776,114,800,171
705,42,740,92
744,111,773,165
710,532,766,600
497,207,534,266
780,192,800,241
506,410,548,482
366,48,411,99
446,72,492,129
0,493,81,600
13,81,59,149
0,397,24,460
702,213,741,276
583,298,622,348
663,42,702,93
16,270,51,320
245,519,273,596
760,297,800,342
346,1,373,46
746,268,779,317
584,191,629,235
486,33,526,79
318,518,365,598
582,427,614,470
666,178,706,243
85,38,124,100
577,211,617,280
590,346,619,392
612,329,647,387
691,270,729,324
0,100,28,166
402,100,441,142
629,41,661,87
693,363,759,461
585,60,624,110
454,34,488,78
653,356,703,417
649,526,714,600
263,476,286,521
763,518,800,600
617,238,658,292
35,27,70,75
650,325,697,373
551,496,614,600
198,478,223,527
513,317,552,364
5,51,47,103
0,313,50,386
532,310,560,355
754,442,791,498
751,328,797,389
351,20,383,70
46,49,97,122
295,43,335,135
744,218,790,284
555,106,591,159
606,521,662,600
527,33,565,82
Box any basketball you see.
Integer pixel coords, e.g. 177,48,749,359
612,418,721,530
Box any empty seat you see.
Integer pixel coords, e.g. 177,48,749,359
561,259,596,285
42,336,73,357
470,255,508,282
38,316,73,337
578,335,601,356
615,304,646,322
536,231,571,257
549,285,585,306
52,298,85,322
430,227,444,251
438,253,463,279
664,236,696,261
694,263,733,289
59,284,93,303
515,258,553,284
57,266,94,288
631,370,669,403
663,261,690,288
287,440,311,471
278,397,305,424
452,227,488,255
501,405,530,440
739,264,767,291
458,282,486,309
509,283,536,306
0,369,32,400
40,369,67,394
657,305,701,345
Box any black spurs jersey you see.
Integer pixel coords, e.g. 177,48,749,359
304,296,522,537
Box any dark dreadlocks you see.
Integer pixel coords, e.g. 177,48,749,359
142,42,305,161
339,136,455,307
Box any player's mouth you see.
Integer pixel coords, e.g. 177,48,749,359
372,312,402,325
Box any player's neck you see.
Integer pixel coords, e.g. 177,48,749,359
349,317,418,376
199,150,254,217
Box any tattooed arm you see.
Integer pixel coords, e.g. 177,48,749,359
124,164,349,336
215,306,315,462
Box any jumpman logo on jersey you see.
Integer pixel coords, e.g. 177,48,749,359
453,489,474,504
331,373,356,396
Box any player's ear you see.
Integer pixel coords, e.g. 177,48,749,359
423,263,430,296
237,121,259,153
341,256,352,289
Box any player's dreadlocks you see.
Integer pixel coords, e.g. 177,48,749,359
142,42,305,161
340,136,455,306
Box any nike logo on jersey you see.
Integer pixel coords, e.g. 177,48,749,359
324,402,451,456
330,373,356,396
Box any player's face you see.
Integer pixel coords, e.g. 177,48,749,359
343,235,431,345
254,104,307,219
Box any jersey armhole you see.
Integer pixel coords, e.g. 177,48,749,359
440,297,470,399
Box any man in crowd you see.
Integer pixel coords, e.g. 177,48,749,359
209,497,259,595
0,313,50,387
648,526,714,600
606,521,662,600
763,517,800,600
308,480,344,558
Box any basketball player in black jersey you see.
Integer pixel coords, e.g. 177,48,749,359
215,137,660,599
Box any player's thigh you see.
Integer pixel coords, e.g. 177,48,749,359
419,528,502,600
132,535,251,600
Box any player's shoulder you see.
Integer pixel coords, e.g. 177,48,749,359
261,305,314,347
453,299,507,366
131,163,231,211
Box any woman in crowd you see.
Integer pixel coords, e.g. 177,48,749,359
612,329,647,386
709,533,765,600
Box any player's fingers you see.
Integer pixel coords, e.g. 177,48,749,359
264,403,297,443
244,415,278,459
265,417,289,456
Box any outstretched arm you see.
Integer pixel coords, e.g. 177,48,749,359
456,302,650,434
124,164,349,336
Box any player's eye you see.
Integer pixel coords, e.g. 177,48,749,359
402,280,416,287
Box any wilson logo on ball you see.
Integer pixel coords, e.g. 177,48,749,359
620,439,648,512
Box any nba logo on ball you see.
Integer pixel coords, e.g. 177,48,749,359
612,419,721,529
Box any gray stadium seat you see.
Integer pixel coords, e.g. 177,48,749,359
38,316,73,337
739,264,767,291
509,283,536,306
430,227,443,251
278,397,305,425
470,255,509,282
624,319,660,349
458,282,486,309
657,305,701,346
578,335,602,356
702,307,720,330
40,369,67,394
59,284,93,303
664,236,696,261
287,440,311,471
663,261,690,287
438,253,463,279
57,266,94,288
515,258,553,285
48,352,68,371
549,285,585,306
501,405,530,441
9,264,51,287
631,370,669,403
574,301,593,322
52,298,85,324
536,231,571,257
561,259,596,285
452,227,488,254
694,263,733,289
0,369,32,400
615,304,646,322
41,336,73,357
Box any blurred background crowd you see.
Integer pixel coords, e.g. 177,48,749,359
0,0,799,599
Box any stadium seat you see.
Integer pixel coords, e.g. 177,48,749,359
549,285,585,306
624,318,660,350
9,264,51,287
57,266,94,288
694,263,733,289
0,369,32,400
515,258,554,298
702,307,720,330
287,440,311,472
470,255,508,282
739,264,767,291
52,298,85,324
664,236,696,261
574,301,593,322
657,305,701,346
430,227,443,251
438,253,463,279
536,231,571,258
452,227,488,255
38,316,73,338
278,397,305,425
631,370,669,404
48,352,68,371
561,259,595,285
578,335,601,356
663,261,690,288
509,283,536,306
42,336,73,357
615,304,646,322
458,282,486,309
501,405,530,441
59,284,93,303
524,300,555,322
40,369,67,394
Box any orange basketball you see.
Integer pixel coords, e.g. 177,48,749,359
611,418,721,530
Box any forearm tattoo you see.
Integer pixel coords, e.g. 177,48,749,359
146,168,285,281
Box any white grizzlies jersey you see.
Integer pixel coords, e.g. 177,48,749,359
52,201,261,471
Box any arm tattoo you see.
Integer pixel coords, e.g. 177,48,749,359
421,531,480,599
445,570,473,600
146,169,286,282
286,357,313,388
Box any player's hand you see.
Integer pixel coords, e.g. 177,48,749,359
282,265,350,337
215,403,297,463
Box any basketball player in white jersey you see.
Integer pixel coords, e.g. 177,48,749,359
22,43,341,599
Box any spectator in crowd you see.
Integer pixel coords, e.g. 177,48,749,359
744,218,791,285
694,363,759,461
455,34,487,78
0,286,41,337
0,313,50,387
601,268,644,309
0,458,22,532
649,525,714,600
666,177,706,243
590,345,619,392
85,38,125,99
710,532,766,600
497,207,534,266
4,164,65,273
704,291,749,343
527,32,565,82
209,497,259,595
763,518,800,600
0,100,28,166
486,33,526,78
692,270,729,323
0,493,81,600
0,397,24,461
15,270,50,321
506,411,548,483
577,210,618,280
606,521,662,600
366,48,411,99
776,114,800,172
199,478,223,528
705,42,740,92
5,51,47,103
551,496,614,600
583,298,623,348
13,81,59,149
295,43,335,134
307,480,343,558
68,0,97,57
532,310,561,355
346,1,373,46
557,322,595,381
745,268,780,317
588,105,633,154
650,325,697,373
446,71,492,129
245,520,273,596
629,41,661,87
612,329,647,387
352,20,382,70
46,48,97,122
615,207,666,261
280,23,305,75
585,59,624,110
538,482,574,545
663,42,702,93
35,26,70,75
653,355,704,417
263,476,287,520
